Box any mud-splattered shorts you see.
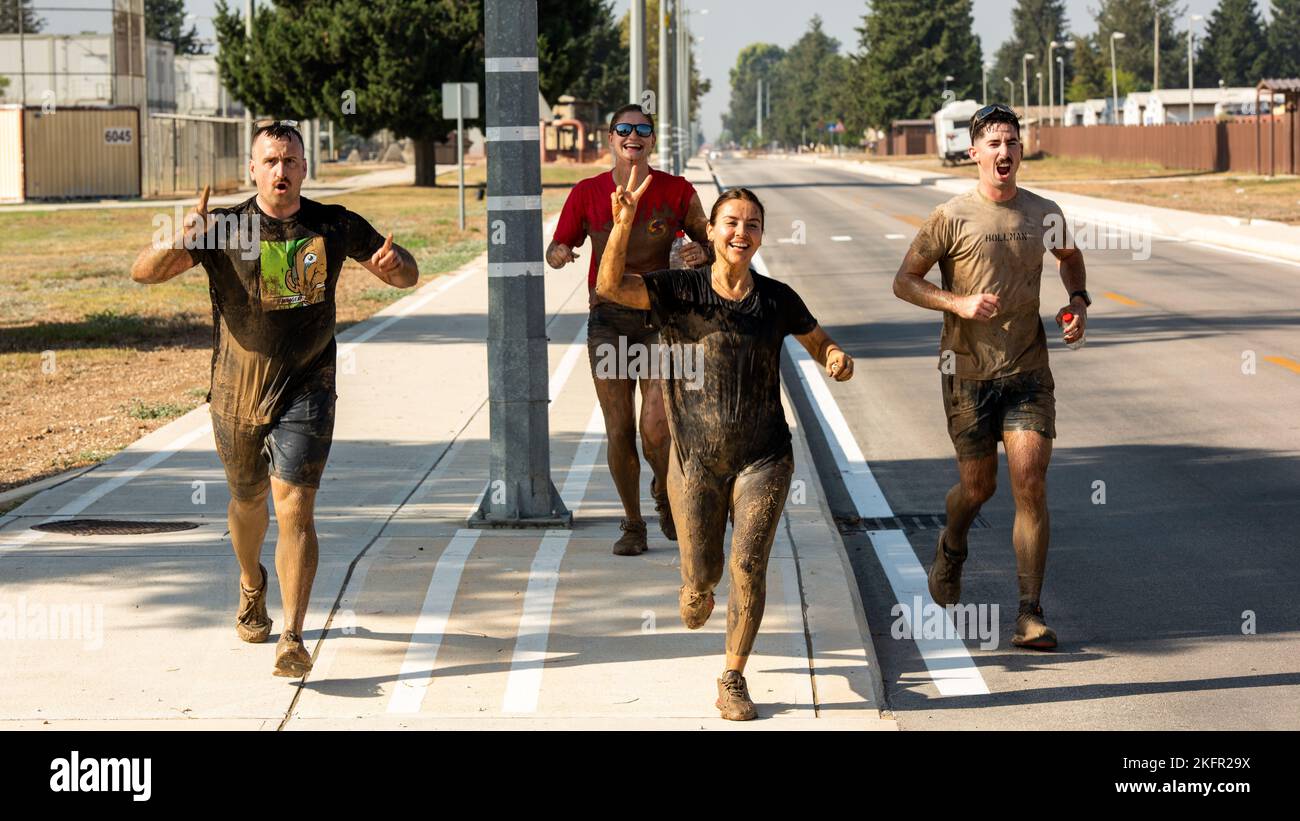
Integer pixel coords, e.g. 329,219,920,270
942,367,1056,461
586,300,660,378
210,386,336,500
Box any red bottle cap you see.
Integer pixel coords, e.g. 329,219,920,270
1062,312,1074,323
675,230,686,238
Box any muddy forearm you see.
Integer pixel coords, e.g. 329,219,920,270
132,242,196,284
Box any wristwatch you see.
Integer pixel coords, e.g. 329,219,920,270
1069,289,1092,307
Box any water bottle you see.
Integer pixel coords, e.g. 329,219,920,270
668,230,689,269
1059,312,1086,350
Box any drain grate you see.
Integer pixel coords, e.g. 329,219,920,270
31,519,201,536
835,512,990,533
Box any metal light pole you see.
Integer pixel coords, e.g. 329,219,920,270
1005,77,1015,107
1058,57,1065,117
982,62,990,105
473,0,569,527
658,0,671,169
1111,32,1126,124
1022,53,1034,117
756,77,763,143
244,0,254,172
1048,41,1059,125
1037,71,1044,112
675,0,687,172
1188,14,1203,123
630,0,645,105
943,74,954,97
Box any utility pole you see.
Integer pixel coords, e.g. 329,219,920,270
629,0,645,105
675,0,687,173
244,0,253,174
472,0,569,528
658,0,671,170
1153,12,1160,92
756,78,763,143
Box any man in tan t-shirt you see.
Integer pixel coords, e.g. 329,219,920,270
892,104,1089,650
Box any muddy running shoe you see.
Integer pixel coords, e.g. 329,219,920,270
927,529,966,607
650,477,677,541
612,518,648,556
715,670,758,721
235,563,272,643
1012,601,1058,650
678,585,715,629
273,630,313,677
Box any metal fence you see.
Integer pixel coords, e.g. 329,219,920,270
144,113,243,197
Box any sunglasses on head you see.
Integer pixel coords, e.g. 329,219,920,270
613,123,654,138
970,104,1018,129
254,118,300,128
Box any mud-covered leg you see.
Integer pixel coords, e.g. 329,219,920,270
667,447,727,627
724,454,794,673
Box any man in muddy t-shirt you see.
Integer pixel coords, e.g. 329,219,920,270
892,103,1089,652
130,122,419,676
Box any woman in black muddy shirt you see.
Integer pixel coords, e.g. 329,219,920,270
596,172,854,721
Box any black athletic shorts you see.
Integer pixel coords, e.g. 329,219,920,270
586,299,660,379
942,367,1056,461
210,385,336,499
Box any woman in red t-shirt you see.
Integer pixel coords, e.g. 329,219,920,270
547,104,710,556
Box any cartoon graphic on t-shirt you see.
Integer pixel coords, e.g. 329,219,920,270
259,236,328,309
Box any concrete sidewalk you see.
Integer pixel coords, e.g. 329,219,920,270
0,160,893,730
762,153,1300,264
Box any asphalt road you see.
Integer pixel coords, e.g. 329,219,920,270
712,156,1300,730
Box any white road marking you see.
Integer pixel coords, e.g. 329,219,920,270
884,233,906,240
831,236,853,242
500,403,606,714
386,529,482,713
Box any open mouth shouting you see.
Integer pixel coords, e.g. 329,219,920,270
273,179,290,193
994,156,1014,182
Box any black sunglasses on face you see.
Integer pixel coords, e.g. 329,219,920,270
613,123,655,138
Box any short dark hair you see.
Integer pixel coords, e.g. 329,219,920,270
969,105,1021,143
251,121,304,152
709,187,765,228
608,103,655,133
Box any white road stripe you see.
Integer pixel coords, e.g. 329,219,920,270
831,235,853,242
386,529,482,713
885,233,906,240
500,403,605,714
307,536,389,684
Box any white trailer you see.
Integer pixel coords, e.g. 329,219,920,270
934,99,981,165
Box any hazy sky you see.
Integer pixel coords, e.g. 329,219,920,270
38,0,1245,138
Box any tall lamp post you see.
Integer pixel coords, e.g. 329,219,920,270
1022,53,1035,117
1005,77,1015,107
1188,14,1203,123
982,62,991,105
1111,31,1126,124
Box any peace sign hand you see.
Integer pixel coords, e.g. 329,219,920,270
610,165,652,229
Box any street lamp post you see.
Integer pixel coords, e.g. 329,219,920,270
1111,31,1126,124
1005,77,1015,107
1058,56,1065,120
629,0,645,105
1188,14,1203,123
1049,41,1059,125
1022,53,1035,116
982,62,991,105
943,74,954,97
1154,13,1160,92
658,0,670,170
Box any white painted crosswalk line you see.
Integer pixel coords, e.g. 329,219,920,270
386,529,482,713
500,404,605,714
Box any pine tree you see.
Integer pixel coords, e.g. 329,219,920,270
1066,35,1108,101
146,0,205,56
721,43,784,146
1092,0,1186,91
854,0,984,130
1196,0,1269,87
989,0,1072,108
0,0,43,33
767,17,842,146
1266,0,1300,78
